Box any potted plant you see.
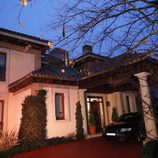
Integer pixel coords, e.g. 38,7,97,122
88,108,96,135
111,107,118,123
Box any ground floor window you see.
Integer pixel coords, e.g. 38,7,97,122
0,100,4,130
55,93,65,120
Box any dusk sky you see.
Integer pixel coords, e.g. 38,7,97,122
0,0,130,57
0,0,61,44
0,0,86,57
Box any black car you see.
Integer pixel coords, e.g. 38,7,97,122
102,112,146,142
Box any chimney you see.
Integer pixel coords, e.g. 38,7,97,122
82,45,93,55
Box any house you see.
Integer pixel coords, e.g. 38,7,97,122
0,28,158,139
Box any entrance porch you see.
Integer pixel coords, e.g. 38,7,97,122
79,59,158,139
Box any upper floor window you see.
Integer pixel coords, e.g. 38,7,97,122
0,53,6,81
55,93,65,120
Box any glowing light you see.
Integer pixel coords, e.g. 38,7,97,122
48,42,54,49
20,0,28,6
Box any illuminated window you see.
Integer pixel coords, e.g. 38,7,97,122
0,101,4,130
0,53,6,81
55,93,65,120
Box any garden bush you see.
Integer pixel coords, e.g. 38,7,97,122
143,140,158,158
0,129,18,152
0,137,73,158
112,107,118,122
75,101,84,140
18,90,47,144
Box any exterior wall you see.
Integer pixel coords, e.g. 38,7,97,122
0,41,41,70
6,79,138,137
0,44,41,131
86,91,137,127
44,85,87,138
9,50,35,83
8,83,87,138
7,89,31,131
45,86,77,138
0,92,8,131
106,92,137,123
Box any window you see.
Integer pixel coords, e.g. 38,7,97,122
0,101,4,130
0,53,6,81
55,93,65,120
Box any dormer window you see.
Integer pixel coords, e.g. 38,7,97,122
0,53,6,81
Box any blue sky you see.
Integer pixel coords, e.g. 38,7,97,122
1,1,155,57
0,0,83,57
0,0,58,42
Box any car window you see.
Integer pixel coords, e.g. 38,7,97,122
117,113,140,122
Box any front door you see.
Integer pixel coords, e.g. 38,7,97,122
87,96,105,133
90,101,102,132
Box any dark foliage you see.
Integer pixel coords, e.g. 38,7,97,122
112,107,118,122
75,101,84,140
88,108,96,126
0,137,73,158
143,140,158,158
18,90,47,144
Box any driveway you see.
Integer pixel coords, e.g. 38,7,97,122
13,137,142,158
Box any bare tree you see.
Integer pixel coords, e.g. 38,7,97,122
20,0,158,56
48,0,158,56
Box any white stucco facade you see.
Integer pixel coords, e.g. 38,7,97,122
0,46,38,131
6,84,87,138
6,83,137,138
86,92,137,126
0,29,157,140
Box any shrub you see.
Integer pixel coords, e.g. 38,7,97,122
0,129,18,152
18,90,47,144
45,137,73,146
0,137,73,158
75,101,84,140
112,107,118,122
143,140,158,158
88,108,96,126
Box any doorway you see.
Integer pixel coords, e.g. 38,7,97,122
86,96,105,133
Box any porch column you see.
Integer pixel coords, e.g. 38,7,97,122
135,72,157,139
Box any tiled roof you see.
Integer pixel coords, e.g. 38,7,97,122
75,53,148,79
32,64,80,81
9,52,158,92
33,52,148,80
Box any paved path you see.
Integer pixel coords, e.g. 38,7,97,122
13,137,142,158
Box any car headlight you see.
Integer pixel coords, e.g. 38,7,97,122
120,128,132,132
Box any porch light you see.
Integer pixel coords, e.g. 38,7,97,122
61,69,65,73
48,42,54,49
